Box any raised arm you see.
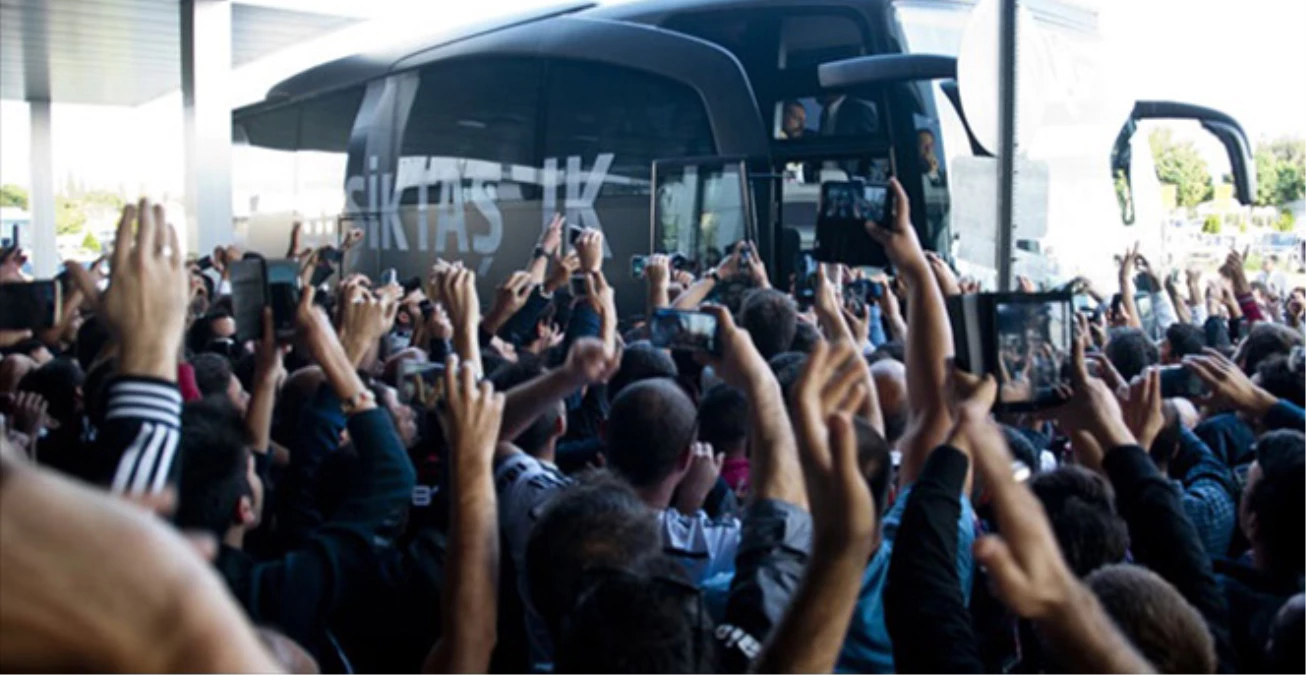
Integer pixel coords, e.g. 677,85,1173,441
1119,243,1143,330
644,254,672,314
245,308,286,455
871,179,953,486
526,213,564,285
424,356,504,674
699,304,806,510
498,337,620,445
753,340,875,673
101,201,190,494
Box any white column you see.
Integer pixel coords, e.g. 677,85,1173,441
29,100,57,277
181,0,233,257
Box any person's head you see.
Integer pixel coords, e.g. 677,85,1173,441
1235,322,1302,374
781,100,806,138
556,554,715,673
190,352,249,416
870,359,908,447
1240,429,1304,577
526,473,663,635
1085,564,1216,673
186,309,237,354
738,289,798,361
606,341,678,403
1254,350,1305,408
697,384,748,458
17,357,84,428
605,380,698,500
918,128,937,163
1028,466,1129,577
175,398,263,543
789,320,822,354
1161,323,1204,364
273,366,325,449
769,351,807,395
1104,327,1159,381
74,314,111,372
1265,593,1305,674
490,359,565,460
1263,254,1278,272
9,338,52,365
371,381,418,449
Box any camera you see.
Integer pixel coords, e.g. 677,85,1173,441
0,280,60,331
949,291,1075,412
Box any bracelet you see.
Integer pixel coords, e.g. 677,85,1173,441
533,246,548,260
707,269,721,284
340,389,376,415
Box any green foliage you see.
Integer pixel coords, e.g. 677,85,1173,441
81,231,101,253
1255,137,1306,207
1150,128,1214,208
55,196,86,235
1201,214,1222,234
0,184,28,209
1275,209,1297,233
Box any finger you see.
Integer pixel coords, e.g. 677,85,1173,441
261,307,274,346
1071,333,1089,385
152,203,169,256
134,198,155,259
888,177,909,228
822,343,868,413
828,410,864,492
113,204,136,269
461,355,477,399
298,283,316,313
836,382,869,417
166,224,182,268
444,354,460,405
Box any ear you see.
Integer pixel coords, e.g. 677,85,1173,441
236,495,256,528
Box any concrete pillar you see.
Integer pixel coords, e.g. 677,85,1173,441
29,100,57,277
181,0,233,256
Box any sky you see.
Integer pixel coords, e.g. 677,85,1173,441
0,0,1303,198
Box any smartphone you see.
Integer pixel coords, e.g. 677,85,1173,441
739,243,753,266
568,225,585,248
319,246,343,264
631,255,647,280
859,182,895,228
1159,365,1207,398
868,280,886,300
399,361,447,410
649,308,720,354
844,278,872,314
814,180,892,267
265,261,301,340
950,292,1074,413
795,251,819,306
381,268,399,287
0,280,60,330
668,252,691,272
229,259,266,343
309,261,334,287
196,255,214,272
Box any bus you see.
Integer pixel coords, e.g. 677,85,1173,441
232,0,1255,314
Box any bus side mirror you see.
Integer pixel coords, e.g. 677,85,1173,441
1115,101,1257,206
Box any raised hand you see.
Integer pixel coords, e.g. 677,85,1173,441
576,229,604,273
694,304,770,390
103,201,189,381
790,340,875,538
441,354,505,466
545,252,579,295
539,213,564,257
483,271,536,334
673,442,723,516
1183,348,1279,418
338,283,400,368
1219,247,1251,297
1052,336,1136,470
341,227,364,250
926,251,962,296
1120,367,1164,450
865,178,924,273
645,253,670,288
562,336,622,387
1119,242,1140,282
743,241,770,288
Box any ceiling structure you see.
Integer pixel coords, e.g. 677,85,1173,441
0,0,362,105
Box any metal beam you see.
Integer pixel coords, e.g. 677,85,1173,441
29,99,57,277
181,0,233,256
995,0,1018,291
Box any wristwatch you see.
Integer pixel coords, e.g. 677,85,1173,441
341,389,376,415
706,269,721,284
532,246,548,260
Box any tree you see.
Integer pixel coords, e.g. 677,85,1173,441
1275,210,1297,233
0,184,27,209
1254,137,1306,207
1201,214,1221,234
1150,128,1214,208
81,231,101,253
55,196,86,236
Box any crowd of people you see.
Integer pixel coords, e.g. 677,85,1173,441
0,179,1302,674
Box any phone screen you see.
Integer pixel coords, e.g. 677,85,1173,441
649,309,719,354
814,180,891,266
399,361,447,409
860,182,893,227
0,280,59,330
1159,365,1207,398
265,261,301,338
994,298,1073,408
229,259,266,343
631,255,647,280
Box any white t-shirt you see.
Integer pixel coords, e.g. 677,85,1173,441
658,507,742,586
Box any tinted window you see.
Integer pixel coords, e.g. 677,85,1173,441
401,58,540,169
544,60,714,197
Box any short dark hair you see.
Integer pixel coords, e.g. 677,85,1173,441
74,314,112,371
855,416,892,516
526,473,662,634
770,352,808,398
490,359,561,456
17,357,84,425
1248,430,1305,575
556,554,715,673
789,320,822,354
1165,323,1205,360
1256,351,1305,408
1086,564,1216,674
606,380,698,488
1237,322,1302,374
186,309,234,354
175,398,252,538
607,341,678,403
1105,327,1159,381
1028,466,1129,577
1001,424,1042,477
697,384,747,450
191,352,234,399
738,289,798,361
